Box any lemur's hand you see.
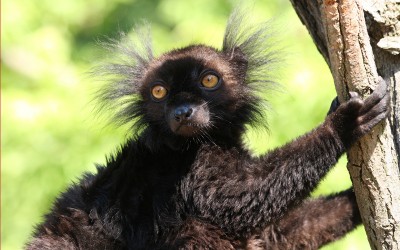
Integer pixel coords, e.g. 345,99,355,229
327,77,390,148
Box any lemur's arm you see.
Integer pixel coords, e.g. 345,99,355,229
183,78,389,237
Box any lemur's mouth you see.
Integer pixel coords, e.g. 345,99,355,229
174,122,208,137
168,104,210,137
175,124,200,136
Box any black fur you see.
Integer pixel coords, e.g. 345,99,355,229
27,11,390,250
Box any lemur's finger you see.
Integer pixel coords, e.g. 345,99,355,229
359,78,388,115
356,112,388,137
342,98,363,114
349,92,359,99
359,95,389,125
356,82,389,136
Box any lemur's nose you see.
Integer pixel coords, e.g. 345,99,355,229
174,105,193,122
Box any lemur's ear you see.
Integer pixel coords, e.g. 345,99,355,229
227,46,248,68
222,8,279,87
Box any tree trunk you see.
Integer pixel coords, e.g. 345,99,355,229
289,0,400,249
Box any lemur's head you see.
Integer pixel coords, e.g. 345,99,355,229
96,11,277,150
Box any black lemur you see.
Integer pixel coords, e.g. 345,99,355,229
27,11,390,250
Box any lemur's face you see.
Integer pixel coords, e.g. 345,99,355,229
139,45,250,138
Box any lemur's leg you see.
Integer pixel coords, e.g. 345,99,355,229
246,189,361,250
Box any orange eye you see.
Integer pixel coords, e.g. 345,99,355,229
151,85,168,100
201,74,220,89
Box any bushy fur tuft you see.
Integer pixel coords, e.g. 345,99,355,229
222,8,279,87
93,25,153,131
222,9,281,135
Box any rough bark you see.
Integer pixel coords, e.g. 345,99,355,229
289,0,400,249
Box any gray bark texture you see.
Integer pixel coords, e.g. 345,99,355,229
289,0,400,249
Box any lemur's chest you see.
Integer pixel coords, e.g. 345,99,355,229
141,149,198,211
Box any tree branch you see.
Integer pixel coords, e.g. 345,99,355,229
290,0,400,249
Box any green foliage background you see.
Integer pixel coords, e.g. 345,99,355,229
1,0,370,249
